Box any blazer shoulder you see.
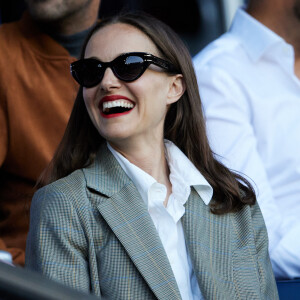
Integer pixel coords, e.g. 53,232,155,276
230,201,265,231
229,201,270,263
31,169,88,214
37,168,86,193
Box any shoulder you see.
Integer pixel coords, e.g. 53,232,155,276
36,168,86,194
0,20,22,49
232,200,263,223
0,20,19,35
192,33,255,104
31,169,88,217
230,201,267,243
194,33,241,66
0,20,27,71
193,32,252,84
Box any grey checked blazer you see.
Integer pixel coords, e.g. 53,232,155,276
26,144,278,299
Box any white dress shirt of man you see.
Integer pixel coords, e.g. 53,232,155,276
193,0,300,279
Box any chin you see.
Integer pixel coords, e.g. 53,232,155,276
98,123,136,141
103,134,132,144
28,3,66,23
100,130,136,145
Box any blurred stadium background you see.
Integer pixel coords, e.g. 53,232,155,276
0,0,244,56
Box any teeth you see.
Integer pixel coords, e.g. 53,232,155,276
103,100,134,110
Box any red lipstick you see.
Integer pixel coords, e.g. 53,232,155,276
99,95,135,119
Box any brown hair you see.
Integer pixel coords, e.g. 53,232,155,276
40,12,255,214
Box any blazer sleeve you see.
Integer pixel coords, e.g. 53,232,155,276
251,202,279,299
25,183,93,295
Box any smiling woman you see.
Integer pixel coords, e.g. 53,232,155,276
25,12,279,300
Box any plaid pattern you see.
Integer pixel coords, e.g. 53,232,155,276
26,144,278,299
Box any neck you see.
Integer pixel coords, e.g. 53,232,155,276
111,138,172,206
247,0,300,76
111,139,170,183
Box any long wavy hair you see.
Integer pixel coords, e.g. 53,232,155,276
39,12,256,214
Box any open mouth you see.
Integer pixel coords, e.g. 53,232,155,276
101,99,135,118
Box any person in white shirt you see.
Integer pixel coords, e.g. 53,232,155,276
193,0,300,279
26,12,278,299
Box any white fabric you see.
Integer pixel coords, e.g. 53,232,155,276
108,140,213,299
193,7,300,279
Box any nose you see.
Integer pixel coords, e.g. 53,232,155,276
99,67,122,91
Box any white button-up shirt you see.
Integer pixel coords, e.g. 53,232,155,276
193,7,300,279
108,140,213,299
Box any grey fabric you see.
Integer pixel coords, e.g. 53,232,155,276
48,26,92,58
25,144,279,299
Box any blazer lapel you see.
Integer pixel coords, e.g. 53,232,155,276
83,144,182,300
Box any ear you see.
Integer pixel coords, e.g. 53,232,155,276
166,74,186,105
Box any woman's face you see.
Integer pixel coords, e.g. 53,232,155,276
83,23,183,147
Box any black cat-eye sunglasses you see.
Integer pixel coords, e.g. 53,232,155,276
70,52,179,88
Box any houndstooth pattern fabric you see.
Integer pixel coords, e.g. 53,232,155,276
25,144,278,299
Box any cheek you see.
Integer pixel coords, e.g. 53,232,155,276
131,75,169,105
83,88,97,111
82,88,100,126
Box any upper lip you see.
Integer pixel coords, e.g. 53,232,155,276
99,95,135,107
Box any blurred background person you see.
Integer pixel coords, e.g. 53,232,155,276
194,0,300,279
0,0,232,57
0,0,101,265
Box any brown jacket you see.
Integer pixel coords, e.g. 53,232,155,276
0,13,78,265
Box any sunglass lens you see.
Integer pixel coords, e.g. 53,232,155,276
73,59,104,87
115,55,145,81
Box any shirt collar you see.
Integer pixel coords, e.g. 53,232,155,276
230,7,287,62
107,140,213,206
164,140,213,205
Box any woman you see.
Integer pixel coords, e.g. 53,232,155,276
25,12,278,300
